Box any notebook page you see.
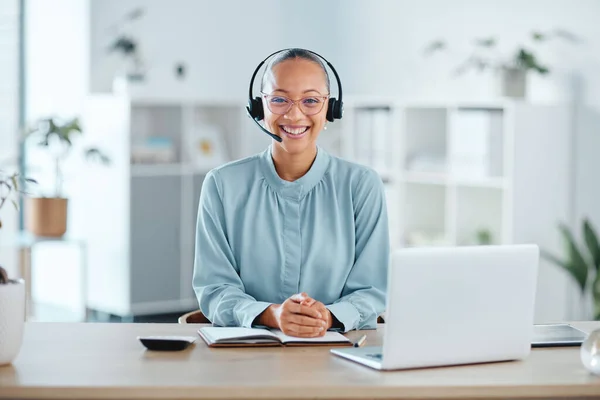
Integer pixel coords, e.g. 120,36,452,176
271,330,350,344
201,327,280,343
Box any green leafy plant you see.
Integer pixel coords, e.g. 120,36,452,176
424,29,580,76
107,7,146,81
25,117,110,198
475,228,493,245
0,170,36,229
541,218,600,320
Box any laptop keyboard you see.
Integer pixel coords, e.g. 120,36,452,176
367,353,383,360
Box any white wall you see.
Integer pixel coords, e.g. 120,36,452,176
27,0,89,119
90,0,345,99
339,0,600,108
25,0,90,313
90,0,600,109
26,0,90,197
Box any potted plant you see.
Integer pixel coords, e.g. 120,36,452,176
424,29,580,98
0,170,34,364
541,218,600,320
107,7,146,83
24,117,110,237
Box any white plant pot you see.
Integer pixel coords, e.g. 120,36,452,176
499,68,527,98
0,279,25,365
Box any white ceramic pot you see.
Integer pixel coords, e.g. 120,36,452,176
0,279,25,365
499,67,527,98
581,328,600,376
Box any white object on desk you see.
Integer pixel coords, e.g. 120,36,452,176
581,328,600,376
0,279,25,365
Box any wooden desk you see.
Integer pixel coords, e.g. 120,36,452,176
1,322,599,399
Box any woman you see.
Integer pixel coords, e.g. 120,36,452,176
193,48,389,338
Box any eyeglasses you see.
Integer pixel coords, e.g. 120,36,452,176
261,93,329,116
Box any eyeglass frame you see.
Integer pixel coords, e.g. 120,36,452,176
260,92,330,115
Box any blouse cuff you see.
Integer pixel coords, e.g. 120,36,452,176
327,302,361,333
236,300,272,328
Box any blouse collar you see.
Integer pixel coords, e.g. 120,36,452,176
259,145,330,200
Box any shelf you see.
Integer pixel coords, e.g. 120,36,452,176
401,172,506,189
131,163,212,177
453,176,507,189
455,186,504,246
402,183,447,247
402,172,448,186
375,169,396,183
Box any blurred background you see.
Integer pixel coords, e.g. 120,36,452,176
1,0,599,323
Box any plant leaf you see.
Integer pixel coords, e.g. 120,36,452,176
558,223,589,292
126,7,145,21
593,272,600,320
536,65,550,74
85,148,111,165
553,28,582,43
423,40,445,55
584,218,600,272
540,248,567,267
10,174,18,191
474,37,496,47
531,31,546,41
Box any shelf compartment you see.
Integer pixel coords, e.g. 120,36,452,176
455,186,504,246
402,182,449,247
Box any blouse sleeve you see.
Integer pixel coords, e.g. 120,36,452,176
326,169,389,331
192,171,271,327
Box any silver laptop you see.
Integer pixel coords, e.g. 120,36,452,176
331,244,539,370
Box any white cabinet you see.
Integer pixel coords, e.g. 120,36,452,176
74,94,270,318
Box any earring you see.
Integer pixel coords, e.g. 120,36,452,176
324,125,328,130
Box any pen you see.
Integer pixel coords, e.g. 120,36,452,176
353,334,367,347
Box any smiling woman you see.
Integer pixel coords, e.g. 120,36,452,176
192,48,389,338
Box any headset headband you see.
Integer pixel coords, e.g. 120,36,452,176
247,48,344,123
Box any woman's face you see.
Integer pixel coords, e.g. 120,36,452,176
262,58,329,156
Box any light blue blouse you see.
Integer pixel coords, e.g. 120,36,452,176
192,145,389,332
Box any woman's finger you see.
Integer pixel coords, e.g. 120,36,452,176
290,292,310,303
284,323,325,336
303,298,317,307
287,313,327,327
286,302,322,319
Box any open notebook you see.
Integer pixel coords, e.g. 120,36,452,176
198,327,352,347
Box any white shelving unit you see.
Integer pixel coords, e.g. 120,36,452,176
73,94,270,318
336,99,599,252
74,93,600,322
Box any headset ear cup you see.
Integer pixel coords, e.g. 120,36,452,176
326,98,343,122
335,100,343,120
250,97,264,121
326,98,336,122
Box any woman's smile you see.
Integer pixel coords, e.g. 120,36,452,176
280,125,310,139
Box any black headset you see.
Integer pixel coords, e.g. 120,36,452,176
246,48,344,142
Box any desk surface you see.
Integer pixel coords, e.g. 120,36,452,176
1,322,599,400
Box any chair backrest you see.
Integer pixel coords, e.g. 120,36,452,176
178,309,211,324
